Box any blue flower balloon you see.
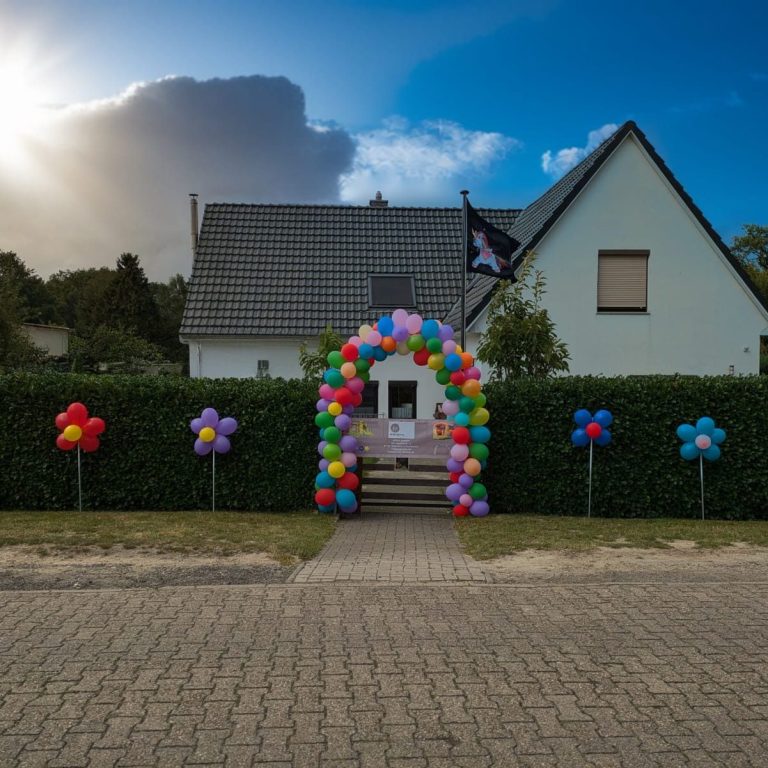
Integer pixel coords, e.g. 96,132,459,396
676,417,726,462
571,409,613,448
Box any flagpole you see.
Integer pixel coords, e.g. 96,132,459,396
460,190,469,350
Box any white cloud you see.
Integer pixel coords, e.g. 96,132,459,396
541,123,619,179
341,117,520,204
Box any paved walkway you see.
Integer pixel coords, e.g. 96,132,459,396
1,582,768,767
290,514,489,583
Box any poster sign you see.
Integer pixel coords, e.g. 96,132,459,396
350,418,453,459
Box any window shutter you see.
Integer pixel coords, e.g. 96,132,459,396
597,252,648,311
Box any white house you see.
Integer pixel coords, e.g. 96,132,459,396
180,121,768,415
20,323,71,357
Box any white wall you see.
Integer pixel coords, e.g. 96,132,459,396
472,135,768,375
20,325,69,357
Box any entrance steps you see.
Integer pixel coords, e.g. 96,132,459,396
360,459,450,516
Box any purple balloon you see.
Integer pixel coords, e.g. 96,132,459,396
392,325,408,342
217,417,238,436
316,398,331,412
190,417,203,434
445,483,464,502
194,438,212,456
342,404,355,414
317,440,328,456
335,414,351,431
201,407,219,427
459,473,474,489
470,500,489,517
213,435,231,454
340,435,358,452
446,458,463,473
438,324,455,341
318,459,330,471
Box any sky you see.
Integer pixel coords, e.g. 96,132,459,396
0,0,765,279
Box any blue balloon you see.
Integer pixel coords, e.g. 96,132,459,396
421,319,440,339
336,489,356,509
315,471,335,488
358,343,373,358
677,424,697,442
594,409,613,428
377,316,394,337
454,412,470,427
702,444,721,462
696,416,715,436
372,346,387,361
318,504,336,514
712,428,726,445
470,426,491,444
574,409,592,427
594,429,612,447
571,428,589,448
680,442,699,461
444,353,462,371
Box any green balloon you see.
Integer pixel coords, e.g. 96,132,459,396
354,358,370,373
323,443,342,460
459,396,476,413
469,443,489,461
435,369,451,385
325,369,345,388
469,482,487,500
327,351,345,369
324,426,341,443
475,393,486,408
426,337,443,353
445,385,462,401
406,334,425,351
359,371,370,383
315,412,334,429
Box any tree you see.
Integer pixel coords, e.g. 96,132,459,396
150,274,188,363
732,224,768,271
299,324,343,379
0,260,46,370
0,250,59,324
46,267,116,333
99,253,158,338
69,326,165,373
476,253,570,381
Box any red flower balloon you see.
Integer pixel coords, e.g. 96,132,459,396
55,402,105,452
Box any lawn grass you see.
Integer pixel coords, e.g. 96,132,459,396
455,514,768,560
0,511,335,565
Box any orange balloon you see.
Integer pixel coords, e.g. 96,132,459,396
340,362,357,379
460,352,474,369
381,336,396,353
461,379,481,398
463,458,482,477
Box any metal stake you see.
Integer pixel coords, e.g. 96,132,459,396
460,190,469,350
212,450,216,513
699,453,705,521
588,439,593,518
77,444,82,513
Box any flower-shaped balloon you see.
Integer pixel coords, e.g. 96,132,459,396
677,417,725,462
571,409,613,447
55,402,105,452
191,408,238,455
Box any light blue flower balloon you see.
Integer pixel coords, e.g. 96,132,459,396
712,428,726,445
676,424,697,442
696,416,715,436
702,444,721,462
680,441,699,461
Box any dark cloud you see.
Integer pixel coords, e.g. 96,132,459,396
0,75,355,278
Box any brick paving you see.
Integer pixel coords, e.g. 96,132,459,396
290,514,489,583
1,582,768,767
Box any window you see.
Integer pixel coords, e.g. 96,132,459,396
597,251,649,312
256,359,270,379
388,381,417,419
368,274,416,308
354,381,379,416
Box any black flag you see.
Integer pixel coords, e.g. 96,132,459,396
466,201,520,279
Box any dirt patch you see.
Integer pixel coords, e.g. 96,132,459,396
485,543,768,583
0,546,293,590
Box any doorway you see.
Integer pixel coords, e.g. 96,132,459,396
388,381,417,419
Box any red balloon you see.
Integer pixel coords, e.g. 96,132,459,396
413,348,430,366
80,435,100,453
337,473,360,491
335,387,353,406
449,371,466,386
449,472,460,483
315,488,335,506
452,504,470,517
453,426,470,445
83,417,106,436
586,422,602,439
352,392,363,407
55,412,69,430
66,402,89,426
56,435,76,451
341,343,359,362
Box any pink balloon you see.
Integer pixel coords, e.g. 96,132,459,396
460,494,473,508
346,377,365,393
450,444,469,461
695,434,712,450
406,314,423,334
465,366,481,380
319,384,335,400
442,340,457,355
442,400,460,416
367,330,382,346
341,452,357,468
348,336,362,347
392,308,409,326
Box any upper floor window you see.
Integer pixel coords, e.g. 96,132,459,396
597,251,649,312
368,274,416,308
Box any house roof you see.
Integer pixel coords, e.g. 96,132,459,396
180,204,522,338
444,120,768,327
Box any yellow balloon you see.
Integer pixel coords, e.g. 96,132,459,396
199,426,216,443
455,344,463,354
63,424,82,442
396,341,410,355
328,402,342,416
427,353,445,371
328,461,346,479
358,324,372,341
340,362,357,379
469,407,489,426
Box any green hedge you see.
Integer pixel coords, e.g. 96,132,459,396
485,376,768,520
1,373,318,511
2,373,768,518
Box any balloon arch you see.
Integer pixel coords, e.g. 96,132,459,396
313,308,491,517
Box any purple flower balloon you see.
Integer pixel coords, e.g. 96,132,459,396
190,408,238,455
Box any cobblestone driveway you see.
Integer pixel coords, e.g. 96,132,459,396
2,582,768,767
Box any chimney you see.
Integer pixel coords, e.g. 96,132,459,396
369,191,388,208
189,193,199,258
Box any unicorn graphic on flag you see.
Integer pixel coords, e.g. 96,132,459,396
471,229,511,274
